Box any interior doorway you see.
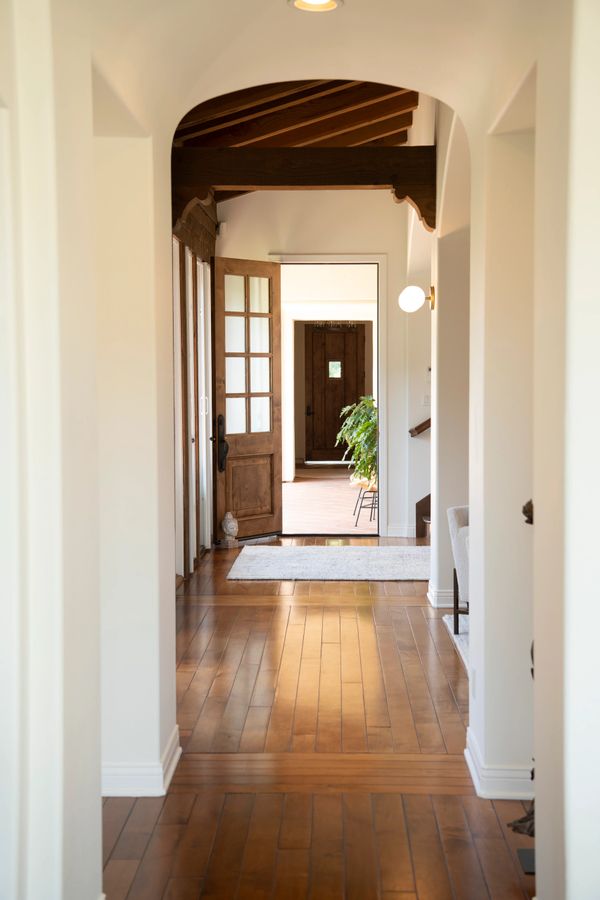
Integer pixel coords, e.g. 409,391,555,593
280,262,380,535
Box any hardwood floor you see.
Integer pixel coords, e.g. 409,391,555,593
103,537,535,899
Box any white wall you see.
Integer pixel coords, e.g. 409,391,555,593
216,190,419,535
563,1,600,893
1,0,101,897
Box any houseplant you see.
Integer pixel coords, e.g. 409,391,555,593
336,395,378,484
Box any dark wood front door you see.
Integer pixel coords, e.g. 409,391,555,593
305,323,366,461
213,257,282,539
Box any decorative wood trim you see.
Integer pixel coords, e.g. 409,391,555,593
172,195,218,259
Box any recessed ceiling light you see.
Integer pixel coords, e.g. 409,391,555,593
288,0,343,12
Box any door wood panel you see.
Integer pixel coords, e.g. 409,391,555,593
213,257,282,539
305,324,366,461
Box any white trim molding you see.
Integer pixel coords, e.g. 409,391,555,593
465,728,534,800
101,725,182,797
427,584,454,607
387,524,417,538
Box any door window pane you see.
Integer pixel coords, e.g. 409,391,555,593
250,316,270,353
226,356,246,394
225,315,246,353
224,274,245,312
250,357,270,393
251,397,271,433
328,360,342,378
226,397,246,434
249,276,270,313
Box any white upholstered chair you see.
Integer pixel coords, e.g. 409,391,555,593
447,506,469,634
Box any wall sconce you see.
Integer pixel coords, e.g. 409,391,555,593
288,0,343,10
398,285,435,312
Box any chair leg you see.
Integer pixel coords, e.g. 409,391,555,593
453,569,460,634
353,487,363,517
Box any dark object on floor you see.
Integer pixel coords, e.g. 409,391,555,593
508,800,535,837
517,848,536,875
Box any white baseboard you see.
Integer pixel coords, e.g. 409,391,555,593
427,583,454,608
101,724,182,797
386,524,417,538
465,727,534,800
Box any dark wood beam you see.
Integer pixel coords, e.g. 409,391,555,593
176,81,361,143
179,84,410,148
172,146,436,231
176,80,329,130
241,95,417,148
306,112,412,148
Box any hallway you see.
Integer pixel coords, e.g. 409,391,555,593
102,539,534,899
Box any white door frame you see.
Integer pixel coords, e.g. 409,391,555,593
272,253,388,536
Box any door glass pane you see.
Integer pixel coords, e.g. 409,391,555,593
225,315,246,352
250,316,270,353
226,397,246,434
328,360,342,378
251,397,271,433
224,274,245,312
250,357,270,393
226,356,246,394
249,276,270,313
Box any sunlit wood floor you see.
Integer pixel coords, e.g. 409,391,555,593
283,466,378,535
102,537,535,899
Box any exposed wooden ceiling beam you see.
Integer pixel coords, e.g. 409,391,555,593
177,80,329,130
176,81,362,143
172,146,436,230
362,131,413,147
240,94,417,148
304,112,412,148
179,84,411,148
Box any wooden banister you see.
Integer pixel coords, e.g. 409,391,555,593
409,417,431,437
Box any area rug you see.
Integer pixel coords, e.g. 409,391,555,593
227,545,430,581
442,613,469,670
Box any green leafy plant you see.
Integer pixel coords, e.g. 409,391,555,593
336,395,378,484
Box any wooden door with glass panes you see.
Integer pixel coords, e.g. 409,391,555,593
213,257,282,539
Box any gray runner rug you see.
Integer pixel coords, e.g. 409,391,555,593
227,545,430,582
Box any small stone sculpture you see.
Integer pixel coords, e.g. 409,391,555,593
220,511,239,549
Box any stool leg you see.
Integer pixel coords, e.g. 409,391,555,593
453,569,460,634
353,487,363,517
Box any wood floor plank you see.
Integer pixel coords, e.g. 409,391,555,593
126,823,186,900
432,795,490,900
237,793,283,899
200,794,254,899
373,794,415,894
239,706,272,752
265,622,305,751
272,848,311,899
322,607,341,644
342,793,379,900
163,876,204,898
171,793,225,878
102,797,135,866
403,795,454,899
102,859,139,900
356,607,390,730
341,681,368,752
309,794,344,900
279,793,313,849
292,656,321,751
316,641,342,752
110,797,165,861
340,613,362,684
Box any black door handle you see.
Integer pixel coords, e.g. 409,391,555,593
217,414,229,472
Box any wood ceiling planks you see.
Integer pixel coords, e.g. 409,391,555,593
174,81,417,149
